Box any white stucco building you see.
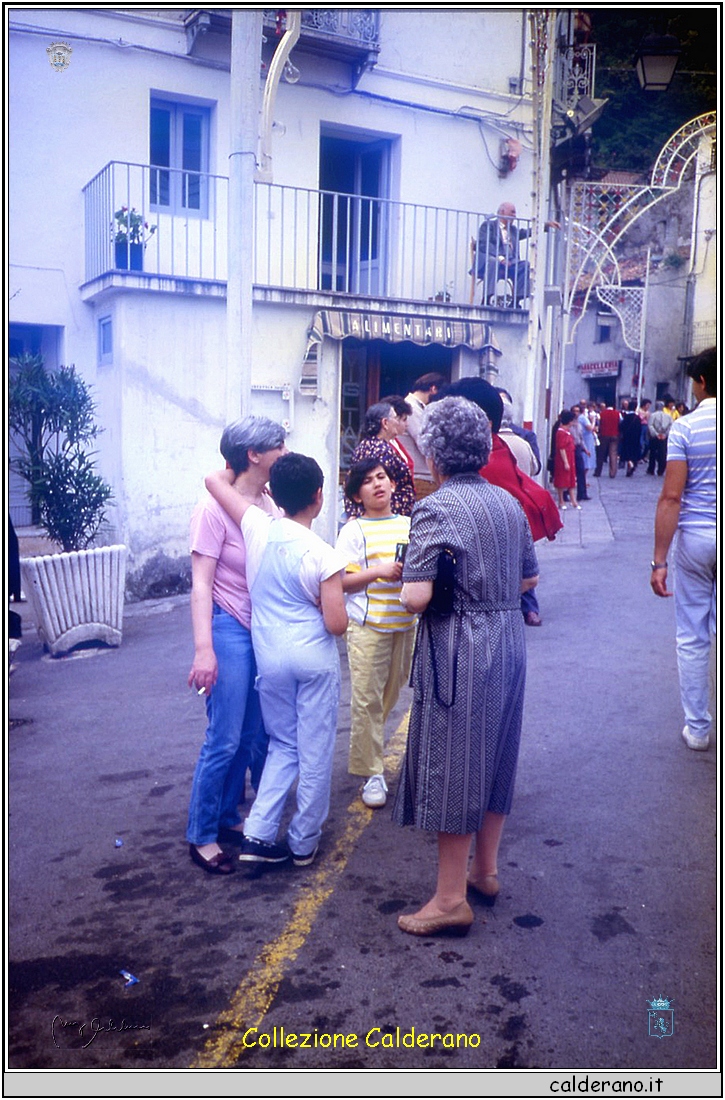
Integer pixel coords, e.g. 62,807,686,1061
10,8,566,594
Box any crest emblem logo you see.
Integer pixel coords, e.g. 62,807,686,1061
47,42,72,72
647,996,674,1039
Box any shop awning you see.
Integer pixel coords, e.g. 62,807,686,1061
306,309,501,354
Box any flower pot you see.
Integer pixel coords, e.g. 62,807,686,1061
115,242,143,271
20,545,127,656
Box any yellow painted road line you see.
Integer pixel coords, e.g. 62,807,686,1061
191,709,410,1069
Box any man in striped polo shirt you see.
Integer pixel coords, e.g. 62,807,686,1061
337,458,418,807
651,347,717,751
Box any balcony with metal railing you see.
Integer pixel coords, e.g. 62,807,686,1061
82,161,229,291
254,183,532,308
82,162,532,312
184,10,380,77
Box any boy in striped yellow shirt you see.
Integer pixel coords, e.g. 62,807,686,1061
336,458,418,808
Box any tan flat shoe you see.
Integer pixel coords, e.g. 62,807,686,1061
397,900,474,937
467,873,499,905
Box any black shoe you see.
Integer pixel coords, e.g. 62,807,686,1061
238,836,291,863
579,494,591,500
217,826,247,846
291,845,319,867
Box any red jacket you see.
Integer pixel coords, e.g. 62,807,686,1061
598,407,621,437
481,436,563,542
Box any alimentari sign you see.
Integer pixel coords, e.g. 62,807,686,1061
578,360,620,378
308,309,500,352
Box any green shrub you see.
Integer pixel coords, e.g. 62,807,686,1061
9,355,113,552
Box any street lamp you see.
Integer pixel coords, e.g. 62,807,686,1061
634,34,681,91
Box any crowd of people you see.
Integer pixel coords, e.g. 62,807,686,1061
548,393,691,503
184,374,546,934
183,357,713,937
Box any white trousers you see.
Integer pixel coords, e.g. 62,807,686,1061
244,666,340,854
674,529,717,739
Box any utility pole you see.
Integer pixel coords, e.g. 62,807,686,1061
227,9,263,421
527,12,557,445
635,247,651,409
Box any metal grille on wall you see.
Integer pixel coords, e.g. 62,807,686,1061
555,44,596,111
595,285,644,351
564,112,716,343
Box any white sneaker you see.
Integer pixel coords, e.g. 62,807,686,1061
682,724,709,751
362,774,388,808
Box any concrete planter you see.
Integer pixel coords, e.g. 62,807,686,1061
20,545,127,656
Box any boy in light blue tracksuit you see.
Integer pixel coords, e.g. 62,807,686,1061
205,453,347,866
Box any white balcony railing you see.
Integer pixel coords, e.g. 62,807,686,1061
83,163,531,309
83,161,228,284
254,183,531,307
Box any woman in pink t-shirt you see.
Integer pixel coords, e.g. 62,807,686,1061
186,416,286,874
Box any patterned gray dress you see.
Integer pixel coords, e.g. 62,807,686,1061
392,473,538,834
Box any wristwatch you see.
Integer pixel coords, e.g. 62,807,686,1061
650,561,668,569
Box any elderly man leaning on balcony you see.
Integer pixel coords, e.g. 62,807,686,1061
472,202,560,307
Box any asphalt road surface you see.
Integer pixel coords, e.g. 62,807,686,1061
7,471,717,1091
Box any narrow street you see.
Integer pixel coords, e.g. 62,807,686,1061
7,471,717,1089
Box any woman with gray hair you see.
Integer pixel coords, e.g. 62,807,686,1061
393,397,539,935
186,415,287,874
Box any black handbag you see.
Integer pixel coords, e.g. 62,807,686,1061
418,548,458,707
428,548,456,615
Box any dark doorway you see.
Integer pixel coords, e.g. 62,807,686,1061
588,377,617,405
340,338,452,468
319,134,390,295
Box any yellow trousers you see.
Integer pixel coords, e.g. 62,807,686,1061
346,620,416,777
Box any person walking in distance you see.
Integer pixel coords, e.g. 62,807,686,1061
647,401,672,476
594,402,621,478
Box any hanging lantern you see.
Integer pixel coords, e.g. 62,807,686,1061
634,34,681,92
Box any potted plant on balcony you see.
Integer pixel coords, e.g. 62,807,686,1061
9,354,127,656
114,206,156,271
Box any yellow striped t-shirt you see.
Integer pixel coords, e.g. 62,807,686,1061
335,515,417,632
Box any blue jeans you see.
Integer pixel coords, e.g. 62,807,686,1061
186,606,267,846
674,530,717,739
